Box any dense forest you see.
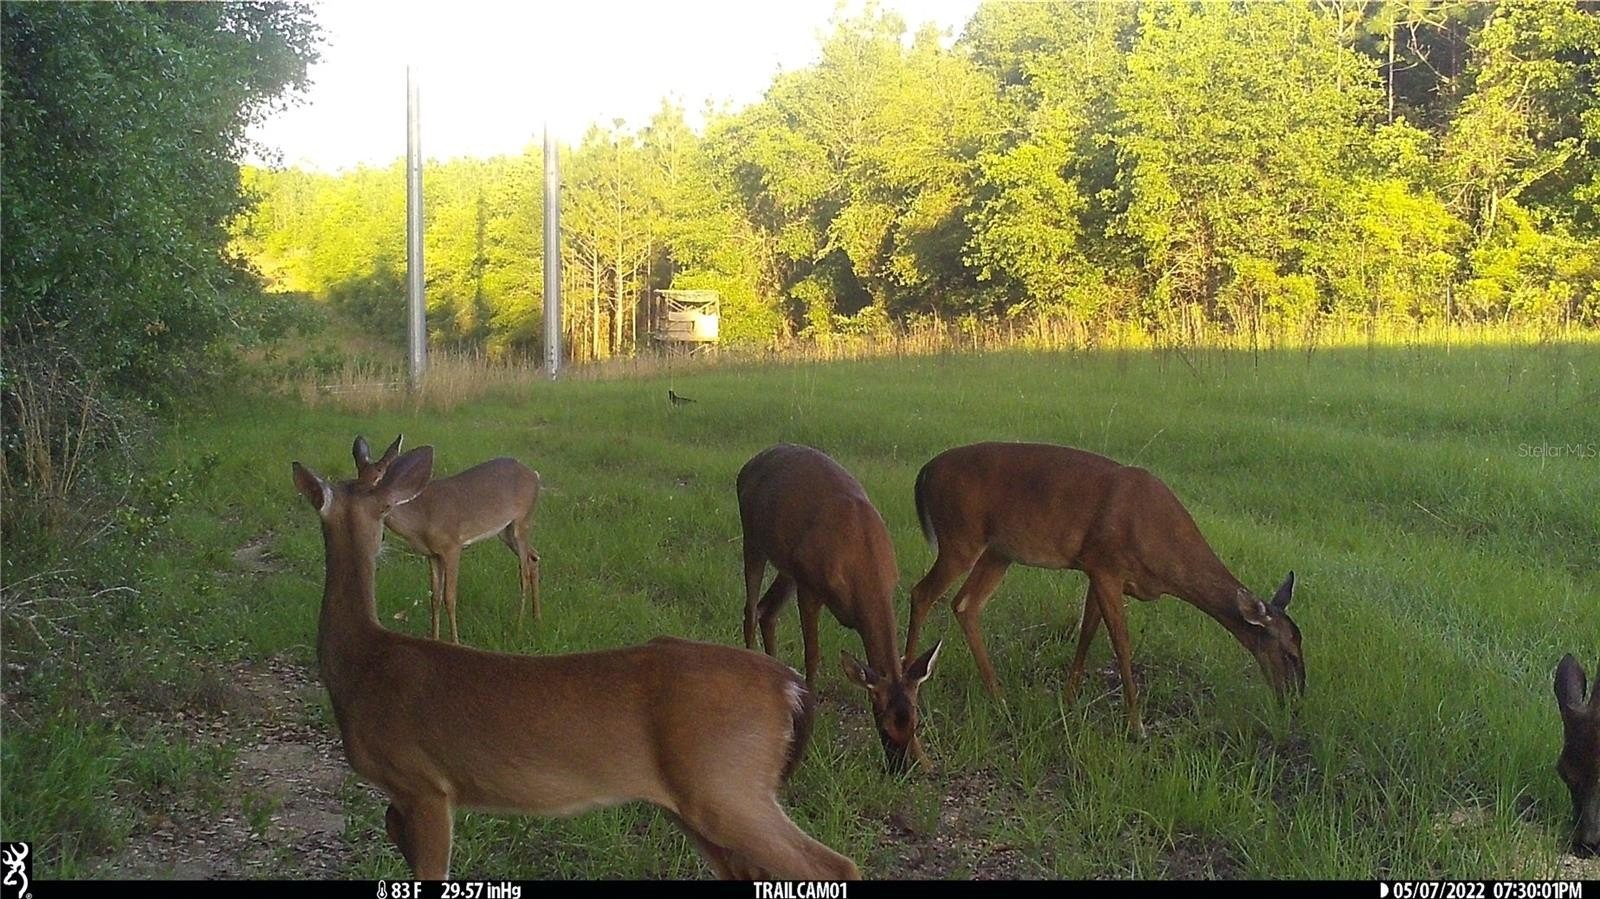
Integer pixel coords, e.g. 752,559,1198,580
235,0,1600,360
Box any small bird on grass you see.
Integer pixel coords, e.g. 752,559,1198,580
668,389,696,406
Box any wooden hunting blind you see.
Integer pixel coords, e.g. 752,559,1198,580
652,290,720,351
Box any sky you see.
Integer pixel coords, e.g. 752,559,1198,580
247,0,984,172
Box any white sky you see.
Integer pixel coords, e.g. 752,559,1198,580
247,0,984,172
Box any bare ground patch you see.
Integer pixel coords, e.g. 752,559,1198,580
879,768,1046,879
96,656,353,879
1158,832,1245,879
231,534,285,575
825,693,1049,879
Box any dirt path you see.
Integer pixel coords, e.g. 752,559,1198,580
100,656,359,879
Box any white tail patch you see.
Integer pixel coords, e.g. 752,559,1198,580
784,679,807,719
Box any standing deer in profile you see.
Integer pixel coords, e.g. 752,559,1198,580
903,442,1304,737
353,436,539,642
292,444,859,880
738,444,942,774
1556,655,1600,857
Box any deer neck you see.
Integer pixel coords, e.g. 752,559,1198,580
857,603,905,680
315,523,384,690
1177,559,1256,644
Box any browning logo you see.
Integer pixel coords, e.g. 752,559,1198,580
0,843,29,899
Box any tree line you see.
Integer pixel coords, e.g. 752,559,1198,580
235,0,1600,360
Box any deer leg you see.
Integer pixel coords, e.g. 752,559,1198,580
523,501,540,623
796,586,824,688
949,549,1011,702
527,543,540,623
692,796,859,880
904,547,979,663
428,555,444,640
1064,581,1103,701
756,574,796,658
502,518,540,625
441,546,462,644
743,547,767,650
518,518,544,623
665,812,738,879
393,792,453,879
1091,573,1144,739
385,803,415,871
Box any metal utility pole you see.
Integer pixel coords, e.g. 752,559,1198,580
405,66,427,392
542,124,561,380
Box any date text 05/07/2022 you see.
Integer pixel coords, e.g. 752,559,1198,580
1383,883,1583,899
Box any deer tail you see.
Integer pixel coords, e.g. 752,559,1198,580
914,460,937,551
779,673,818,784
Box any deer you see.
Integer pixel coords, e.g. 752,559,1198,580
291,443,860,880
902,442,1304,738
737,443,942,774
353,435,539,643
1556,655,1600,857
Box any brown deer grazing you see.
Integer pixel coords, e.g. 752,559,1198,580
903,442,1303,737
353,436,539,642
738,444,942,773
1556,655,1600,857
292,444,859,880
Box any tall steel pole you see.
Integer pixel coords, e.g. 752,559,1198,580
406,66,427,391
542,125,561,380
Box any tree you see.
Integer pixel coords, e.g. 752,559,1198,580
2,2,321,395
962,2,1139,320
1113,1,1379,330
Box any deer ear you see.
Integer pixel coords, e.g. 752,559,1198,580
1556,654,1590,717
905,640,942,687
379,446,433,507
841,651,881,689
1271,571,1295,610
378,434,404,466
292,462,331,514
1238,589,1271,627
352,436,371,467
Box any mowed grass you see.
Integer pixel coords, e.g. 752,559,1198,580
142,341,1598,878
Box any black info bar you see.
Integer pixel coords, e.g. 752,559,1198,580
16,879,1598,899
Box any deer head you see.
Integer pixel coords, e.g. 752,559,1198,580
295,444,434,554
842,641,941,774
352,434,406,485
1236,571,1305,699
1556,654,1600,856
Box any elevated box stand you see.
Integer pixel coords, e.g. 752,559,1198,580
652,289,720,356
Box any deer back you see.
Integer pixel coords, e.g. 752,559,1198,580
337,635,810,813
386,457,539,549
738,444,897,613
919,442,1237,599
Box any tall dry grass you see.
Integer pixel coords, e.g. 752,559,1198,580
285,315,1599,415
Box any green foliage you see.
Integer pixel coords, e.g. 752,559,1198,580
1116,1,1379,324
1,1,320,396
233,0,1600,350
962,2,1135,318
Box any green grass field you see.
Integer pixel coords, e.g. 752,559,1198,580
16,340,1600,879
